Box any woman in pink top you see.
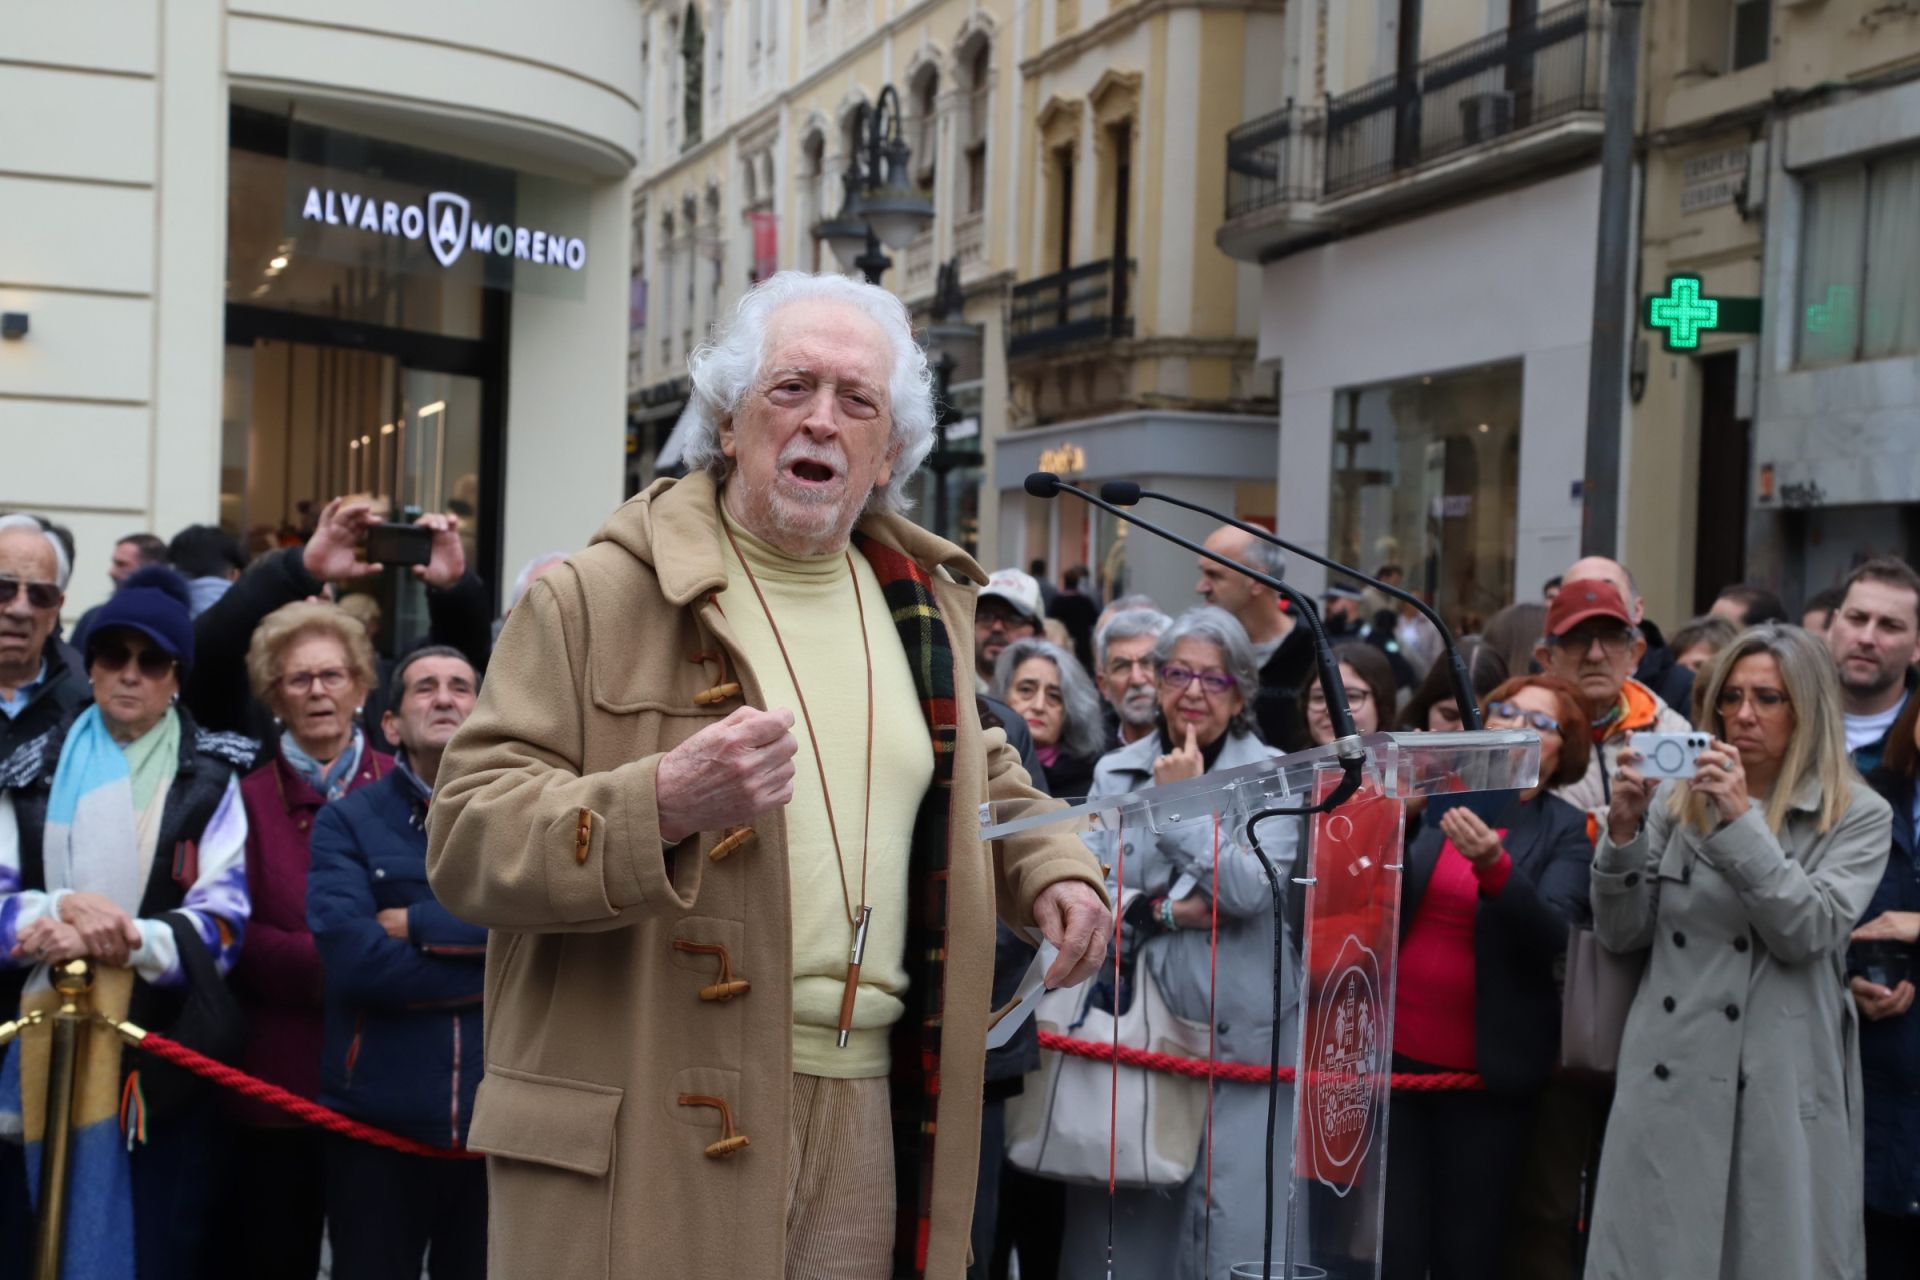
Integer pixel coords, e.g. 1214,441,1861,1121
1383,675,1595,1280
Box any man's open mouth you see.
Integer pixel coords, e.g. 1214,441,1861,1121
787,459,838,484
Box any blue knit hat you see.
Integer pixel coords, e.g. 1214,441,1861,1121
84,566,195,678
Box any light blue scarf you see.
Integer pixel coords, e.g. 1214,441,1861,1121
280,727,364,803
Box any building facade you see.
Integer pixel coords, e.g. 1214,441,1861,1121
626,0,1284,607
1222,0,1610,629
3,0,640,620
1633,0,1920,619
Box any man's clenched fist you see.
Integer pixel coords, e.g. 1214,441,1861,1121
655,706,800,845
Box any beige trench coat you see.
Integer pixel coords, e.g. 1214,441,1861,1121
1587,775,1891,1279
425,474,1105,1279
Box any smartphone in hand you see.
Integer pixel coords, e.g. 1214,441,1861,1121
364,522,433,568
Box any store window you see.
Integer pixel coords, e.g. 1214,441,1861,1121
1330,363,1521,634
1798,150,1920,365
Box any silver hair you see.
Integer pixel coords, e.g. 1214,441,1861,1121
991,637,1108,762
1152,605,1262,737
1094,606,1173,670
0,515,71,589
682,271,936,514
509,551,572,610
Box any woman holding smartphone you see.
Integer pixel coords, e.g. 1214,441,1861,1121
1586,624,1891,1279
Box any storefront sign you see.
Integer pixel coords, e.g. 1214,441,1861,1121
300,186,588,272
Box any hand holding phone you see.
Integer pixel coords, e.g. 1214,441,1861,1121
1630,731,1711,781
364,522,434,568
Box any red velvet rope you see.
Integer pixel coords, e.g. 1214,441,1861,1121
1035,1030,1484,1092
133,1033,483,1160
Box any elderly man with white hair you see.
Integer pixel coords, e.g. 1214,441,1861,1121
426,271,1110,1280
0,513,88,763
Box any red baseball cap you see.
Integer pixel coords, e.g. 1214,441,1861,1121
1544,579,1634,637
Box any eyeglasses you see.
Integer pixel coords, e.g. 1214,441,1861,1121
1158,665,1236,695
92,639,175,680
1715,686,1790,714
0,577,61,610
281,668,352,695
977,606,1033,632
1306,686,1373,710
1486,700,1562,734
1549,627,1635,657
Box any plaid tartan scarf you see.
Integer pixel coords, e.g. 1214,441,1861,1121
855,535,956,1279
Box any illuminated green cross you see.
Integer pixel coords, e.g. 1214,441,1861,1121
1647,275,1720,351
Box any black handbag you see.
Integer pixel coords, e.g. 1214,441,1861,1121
126,913,250,1116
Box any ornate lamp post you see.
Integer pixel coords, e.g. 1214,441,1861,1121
921,258,984,540
813,85,935,285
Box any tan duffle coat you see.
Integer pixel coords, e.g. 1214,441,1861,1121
425,473,1105,1279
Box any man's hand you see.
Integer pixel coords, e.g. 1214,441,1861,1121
377,908,410,941
1033,879,1112,989
13,918,88,966
411,512,467,589
58,892,142,968
654,707,800,846
302,498,381,583
1851,975,1916,1021
1153,725,1204,786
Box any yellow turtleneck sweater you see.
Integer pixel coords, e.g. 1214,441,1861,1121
717,509,935,1077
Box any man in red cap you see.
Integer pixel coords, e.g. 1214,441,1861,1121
1532,578,1692,829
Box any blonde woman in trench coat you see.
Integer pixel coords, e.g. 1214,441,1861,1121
1586,624,1891,1279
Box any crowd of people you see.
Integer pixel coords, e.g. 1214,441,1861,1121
2,364,1918,1279
961,541,1919,1280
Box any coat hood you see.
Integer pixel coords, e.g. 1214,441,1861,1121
587,472,987,606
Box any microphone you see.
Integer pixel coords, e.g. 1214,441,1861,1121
1101,481,1485,731
1024,471,1364,757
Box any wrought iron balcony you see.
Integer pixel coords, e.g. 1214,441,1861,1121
1008,259,1136,359
1324,0,1601,197
1225,105,1317,219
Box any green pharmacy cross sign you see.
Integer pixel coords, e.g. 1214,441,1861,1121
1643,274,1763,352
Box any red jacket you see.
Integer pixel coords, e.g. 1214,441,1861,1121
231,749,392,1125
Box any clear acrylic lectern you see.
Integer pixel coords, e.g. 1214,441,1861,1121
981,729,1541,1280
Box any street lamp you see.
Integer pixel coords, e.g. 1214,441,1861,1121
921,258,984,540
814,84,934,286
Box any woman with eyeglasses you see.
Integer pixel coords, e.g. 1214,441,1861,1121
226,601,392,1279
1056,606,1300,1280
0,568,251,1278
1300,641,1395,745
1382,674,1594,1279
1586,624,1892,1279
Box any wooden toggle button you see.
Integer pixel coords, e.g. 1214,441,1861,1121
673,938,751,1002
574,809,593,864
677,1094,750,1158
707,827,754,861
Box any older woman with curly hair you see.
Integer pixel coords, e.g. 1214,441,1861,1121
992,636,1108,800
226,601,394,1278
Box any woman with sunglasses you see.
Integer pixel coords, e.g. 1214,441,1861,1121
1587,624,1892,1279
0,568,251,1278
1381,674,1593,1279
1057,606,1298,1280
224,600,391,1280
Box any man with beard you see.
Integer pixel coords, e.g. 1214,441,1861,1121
307,646,487,1276
426,271,1109,1280
974,567,1042,691
0,515,87,763
1825,557,1920,772
1093,605,1170,747
1196,525,1313,749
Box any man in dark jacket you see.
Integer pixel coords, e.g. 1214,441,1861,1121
0,515,90,766
308,645,487,1278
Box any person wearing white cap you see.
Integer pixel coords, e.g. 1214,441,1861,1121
976,568,1042,690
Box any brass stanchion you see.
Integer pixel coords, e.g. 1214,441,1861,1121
31,960,91,1280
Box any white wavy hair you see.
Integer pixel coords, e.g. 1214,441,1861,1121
682,271,936,514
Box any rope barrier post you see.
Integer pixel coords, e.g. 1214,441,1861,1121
32,960,92,1280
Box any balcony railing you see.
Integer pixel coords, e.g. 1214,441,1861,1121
1225,105,1317,219
1324,0,1600,197
1008,259,1136,358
